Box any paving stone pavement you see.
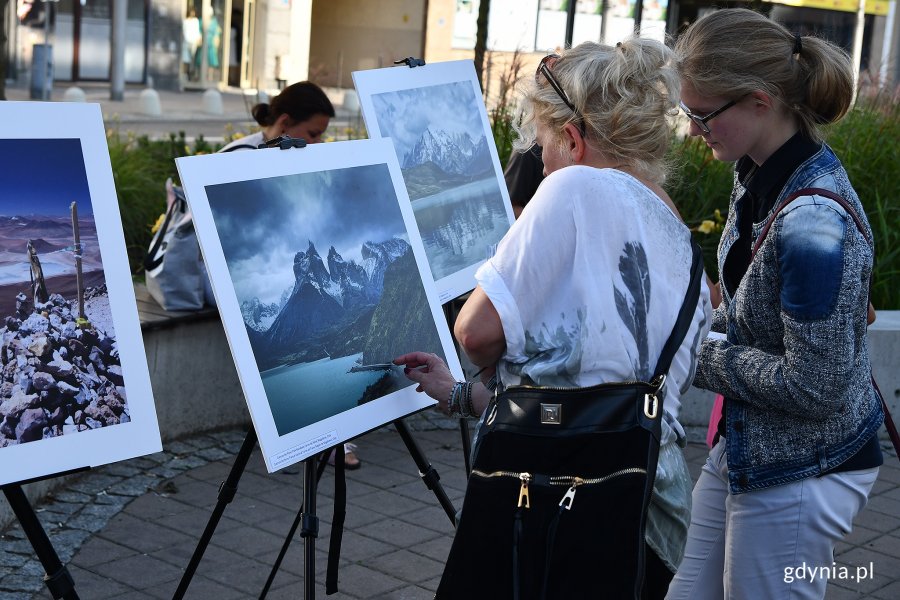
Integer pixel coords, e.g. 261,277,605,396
1,413,899,599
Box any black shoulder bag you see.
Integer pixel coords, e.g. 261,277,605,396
436,241,704,600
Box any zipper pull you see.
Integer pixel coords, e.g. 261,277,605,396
517,473,531,508
559,478,582,510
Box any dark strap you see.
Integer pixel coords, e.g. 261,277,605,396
540,505,566,600
143,190,187,272
873,377,900,458
325,444,347,594
652,241,704,380
220,143,258,153
512,507,524,600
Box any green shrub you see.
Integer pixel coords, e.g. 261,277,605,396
108,129,221,276
665,135,733,277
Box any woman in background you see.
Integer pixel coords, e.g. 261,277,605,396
221,81,335,151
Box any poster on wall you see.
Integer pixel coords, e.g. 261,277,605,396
0,102,161,486
177,139,463,472
353,60,515,303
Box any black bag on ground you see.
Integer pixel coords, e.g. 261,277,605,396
436,242,703,600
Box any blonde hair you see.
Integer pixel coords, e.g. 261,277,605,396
674,8,853,142
514,37,679,186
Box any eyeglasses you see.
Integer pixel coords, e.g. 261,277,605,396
535,54,586,137
679,99,738,134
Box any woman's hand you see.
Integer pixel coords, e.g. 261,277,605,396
394,352,457,413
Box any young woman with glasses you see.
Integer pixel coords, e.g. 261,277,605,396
667,9,883,599
395,38,710,598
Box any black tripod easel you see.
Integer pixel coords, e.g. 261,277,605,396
172,415,457,600
1,466,89,600
173,131,459,600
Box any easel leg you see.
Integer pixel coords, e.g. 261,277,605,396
459,418,472,475
301,456,319,600
444,300,473,476
394,419,457,525
259,453,329,599
172,427,258,600
2,484,80,600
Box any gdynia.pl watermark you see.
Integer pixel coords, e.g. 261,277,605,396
783,562,875,584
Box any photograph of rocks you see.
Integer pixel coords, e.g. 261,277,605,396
0,138,128,450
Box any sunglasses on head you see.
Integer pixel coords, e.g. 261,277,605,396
535,54,586,137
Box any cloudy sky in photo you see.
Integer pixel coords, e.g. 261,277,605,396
205,163,408,306
371,80,486,160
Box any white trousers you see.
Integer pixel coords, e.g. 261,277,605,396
666,439,878,600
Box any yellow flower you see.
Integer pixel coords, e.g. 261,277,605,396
150,213,166,234
714,208,724,223
697,220,717,234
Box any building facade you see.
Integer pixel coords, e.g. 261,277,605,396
3,0,897,93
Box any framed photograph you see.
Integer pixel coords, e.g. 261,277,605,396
353,60,515,302
0,102,161,486
177,139,463,472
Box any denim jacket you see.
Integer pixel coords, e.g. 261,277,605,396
694,143,883,494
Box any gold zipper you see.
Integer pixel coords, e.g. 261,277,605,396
471,467,647,511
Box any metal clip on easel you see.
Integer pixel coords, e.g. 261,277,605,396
394,57,426,68
258,135,308,150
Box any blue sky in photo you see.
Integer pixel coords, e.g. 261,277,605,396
205,162,409,306
372,80,485,160
0,138,93,217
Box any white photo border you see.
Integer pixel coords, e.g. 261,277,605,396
0,102,161,486
177,138,464,473
353,60,516,303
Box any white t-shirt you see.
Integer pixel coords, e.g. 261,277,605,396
476,166,711,444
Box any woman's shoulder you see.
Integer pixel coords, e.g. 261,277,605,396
220,131,264,152
538,166,648,205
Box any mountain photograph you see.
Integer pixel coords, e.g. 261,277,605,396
205,163,447,436
371,80,510,283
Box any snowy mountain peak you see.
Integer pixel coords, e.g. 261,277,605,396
402,126,481,175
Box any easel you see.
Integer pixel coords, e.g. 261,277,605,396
1,467,89,600
173,130,460,600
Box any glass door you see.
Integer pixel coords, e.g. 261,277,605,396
183,0,230,88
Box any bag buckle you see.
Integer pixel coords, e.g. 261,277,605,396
540,403,562,425
644,394,659,419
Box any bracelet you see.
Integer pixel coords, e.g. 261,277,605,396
463,382,476,417
448,381,465,416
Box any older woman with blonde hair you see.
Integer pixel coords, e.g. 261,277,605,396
396,37,710,599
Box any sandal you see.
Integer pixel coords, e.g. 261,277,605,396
328,443,361,470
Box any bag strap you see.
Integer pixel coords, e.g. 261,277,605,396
220,143,258,153
325,444,347,594
143,191,185,272
750,188,900,457
652,241,704,381
751,187,871,258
